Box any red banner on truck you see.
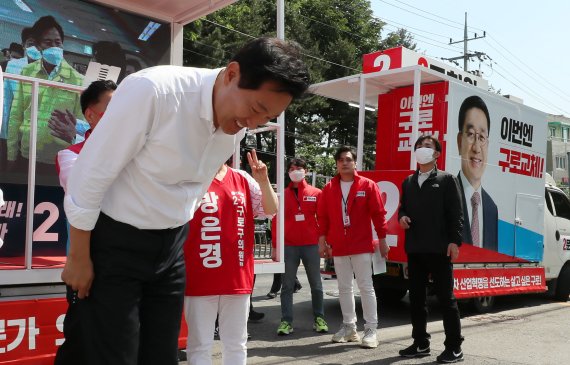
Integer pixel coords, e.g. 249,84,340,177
0,298,188,364
453,267,546,298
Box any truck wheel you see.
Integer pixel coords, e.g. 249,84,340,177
471,296,495,313
554,264,570,302
377,288,408,303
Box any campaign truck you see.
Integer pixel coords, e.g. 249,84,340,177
0,1,287,363
311,46,570,312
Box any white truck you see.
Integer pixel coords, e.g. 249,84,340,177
312,46,570,312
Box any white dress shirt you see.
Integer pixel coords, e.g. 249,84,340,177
459,171,484,246
65,66,245,230
417,168,434,188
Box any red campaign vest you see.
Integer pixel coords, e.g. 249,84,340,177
184,168,255,296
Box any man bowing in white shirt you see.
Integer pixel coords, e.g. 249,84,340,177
60,37,310,365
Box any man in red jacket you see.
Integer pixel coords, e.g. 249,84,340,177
318,146,389,349
276,158,328,336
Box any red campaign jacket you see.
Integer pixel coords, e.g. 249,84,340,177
271,179,321,247
317,172,387,257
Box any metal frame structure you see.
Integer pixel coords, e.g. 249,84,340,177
1,0,290,286
1,74,84,286
309,65,458,170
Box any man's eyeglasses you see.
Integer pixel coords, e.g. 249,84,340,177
463,131,488,146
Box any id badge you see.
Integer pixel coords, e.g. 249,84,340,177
295,214,305,222
343,216,351,227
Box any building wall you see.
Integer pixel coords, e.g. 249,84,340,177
547,114,570,184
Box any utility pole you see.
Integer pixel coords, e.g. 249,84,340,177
443,12,486,72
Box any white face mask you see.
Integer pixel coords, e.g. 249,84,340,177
415,147,435,165
289,170,306,182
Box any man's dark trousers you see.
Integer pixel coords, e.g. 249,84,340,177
407,253,463,350
80,213,188,365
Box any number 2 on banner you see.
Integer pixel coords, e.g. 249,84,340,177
33,202,59,242
377,181,399,247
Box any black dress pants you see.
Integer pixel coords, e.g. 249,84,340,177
57,213,188,365
407,253,463,350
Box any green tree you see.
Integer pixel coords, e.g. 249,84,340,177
183,0,416,177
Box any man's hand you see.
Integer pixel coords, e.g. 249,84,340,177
447,243,459,262
399,216,411,229
63,226,93,298
378,238,390,259
318,236,329,258
48,109,77,144
61,255,94,299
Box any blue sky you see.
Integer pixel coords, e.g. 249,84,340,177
370,0,570,117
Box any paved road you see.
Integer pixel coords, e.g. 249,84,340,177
180,268,570,364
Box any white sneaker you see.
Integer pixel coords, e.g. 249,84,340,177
332,324,360,343
360,328,378,348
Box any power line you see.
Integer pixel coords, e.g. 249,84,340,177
490,61,570,115
388,0,461,27
377,0,464,31
201,18,255,39
297,12,365,40
375,15,451,40
183,48,224,64
486,35,570,102
381,23,463,52
198,19,359,72
482,40,570,105
391,0,486,32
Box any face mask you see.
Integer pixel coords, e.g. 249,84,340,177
415,147,435,165
42,47,63,66
289,170,306,182
26,46,41,61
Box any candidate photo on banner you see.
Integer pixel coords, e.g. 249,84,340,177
446,82,547,261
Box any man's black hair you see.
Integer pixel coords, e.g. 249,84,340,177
287,157,307,170
414,135,442,152
230,37,310,99
9,42,24,55
458,95,490,132
93,41,127,82
31,16,64,43
80,80,117,114
21,27,33,44
334,146,357,162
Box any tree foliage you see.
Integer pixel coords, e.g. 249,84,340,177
183,0,416,177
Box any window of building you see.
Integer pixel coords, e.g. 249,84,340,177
563,127,569,142
550,127,556,138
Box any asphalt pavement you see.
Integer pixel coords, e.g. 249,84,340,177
179,267,570,365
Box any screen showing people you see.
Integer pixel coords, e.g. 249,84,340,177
0,0,170,259
0,0,170,182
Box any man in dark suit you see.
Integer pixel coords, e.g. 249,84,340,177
456,95,498,251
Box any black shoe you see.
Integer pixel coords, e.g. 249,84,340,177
249,309,265,322
436,348,464,363
399,342,430,358
213,326,219,339
266,291,277,299
294,284,302,293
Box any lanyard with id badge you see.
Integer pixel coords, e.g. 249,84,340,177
342,192,350,233
293,189,305,221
